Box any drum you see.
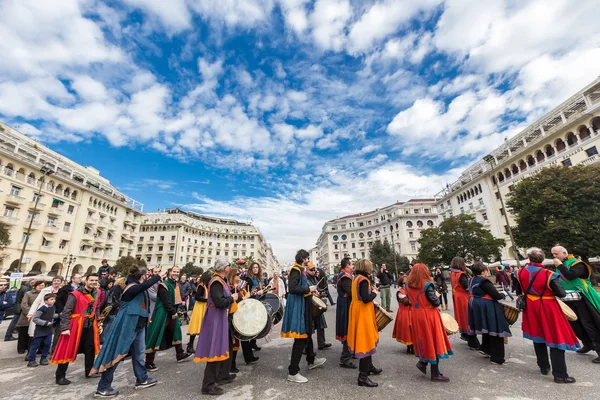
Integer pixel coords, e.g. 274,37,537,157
374,303,393,331
502,303,520,326
262,293,282,324
440,312,459,335
561,290,582,302
256,303,274,339
557,298,578,321
232,299,269,341
311,296,327,319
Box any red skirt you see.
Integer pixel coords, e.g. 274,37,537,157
392,304,413,345
410,307,453,364
522,297,580,351
453,291,470,334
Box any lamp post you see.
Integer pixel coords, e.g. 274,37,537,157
390,226,398,275
483,155,521,268
18,166,54,272
63,254,77,279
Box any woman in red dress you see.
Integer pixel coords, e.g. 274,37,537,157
406,264,452,382
516,248,579,384
392,275,413,354
450,257,479,349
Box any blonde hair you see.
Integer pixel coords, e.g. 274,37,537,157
355,259,373,275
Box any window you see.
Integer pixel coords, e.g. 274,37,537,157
27,210,35,221
170,246,175,251
447,200,451,206
138,246,143,252
47,216,55,225
350,233,354,238
250,243,254,248
32,193,40,202
335,254,339,260
495,192,500,200
482,213,488,221
3,206,15,217
359,222,364,227
409,232,414,238
10,186,21,196
406,221,413,228
21,232,30,242
63,222,71,232
352,243,355,248
168,256,173,262
359,232,364,238
341,234,347,240
343,243,347,249
157,256,162,262
361,252,365,257
59,240,67,249
479,198,484,205
416,221,423,228
586,146,598,157
469,203,473,209
149,236,154,241
562,158,572,166
414,209,419,214
334,244,338,250
411,244,416,251
139,237,144,242
159,245,163,251
67,205,74,214
424,208,430,213
500,208,505,216
171,235,176,240
332,235,339,241
360,242,365,247
148,245,153,251
460,207,464,214
146,255,152,262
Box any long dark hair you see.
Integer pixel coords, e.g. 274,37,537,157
450,257,466,271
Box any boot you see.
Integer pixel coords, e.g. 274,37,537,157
576,344,593,354
186,342,195,354
368,365,382,375
357,373,378,387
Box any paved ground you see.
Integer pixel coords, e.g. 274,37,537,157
0,288,597,400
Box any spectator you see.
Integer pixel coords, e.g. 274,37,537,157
4,280,30,342
51,274,81,354
98,259,112,276
27,276,64,337
27,293,57,367
17,280,46,354
0,278,14,325
377,264,394,312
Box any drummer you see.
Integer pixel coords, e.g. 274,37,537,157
306,264,331,350
450,257,478,348
281,249,326,383
227,268,257,372
515,248,579,384
245,262,266,352
467,262,511,365
336,257,356,369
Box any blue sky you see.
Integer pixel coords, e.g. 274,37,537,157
1,0,599,261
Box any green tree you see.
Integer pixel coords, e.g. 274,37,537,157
0,221,11,262
113,256,147,276
369,239,403,274
506,165,600,260
181,262,204,277
417,214,505,266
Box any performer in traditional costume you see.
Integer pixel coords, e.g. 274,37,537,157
406,264,452,382
516,248,578,383
186,271,212,354
468,262,511,365
145,266,190,371
347,259,382,387
281,249,326,383
91,267,165,397
450,257,479,348
306,263,331,350
336,257,356,369
553,246,600,363
51,273,101,385
226,267,256,373
245,262,266,351
195,257,239,395
392,274,413,354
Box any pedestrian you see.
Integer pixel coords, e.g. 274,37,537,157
347,259,382,387
434,269,448,310
392,275,413,354
377,264,393,312
407,263,453,382
495,266,514,301
281,249,326,383
51,274,81,354
27,293,57,367
318,267,335,306
90,266,166,398
51,273,101,385
28,276,63,338
0,278,14,325
272,271,287,308
16,280,46,355
147,267,162,318
336,257,356,369
515,247,578,384
178,273,192,324
5,280,31,342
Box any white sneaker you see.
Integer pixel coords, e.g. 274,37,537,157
308,358,326,370
287,373,308,383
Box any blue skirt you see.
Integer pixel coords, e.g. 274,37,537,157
335,296,350,341
468,298,512,337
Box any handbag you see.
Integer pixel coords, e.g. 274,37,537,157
516,269,543,311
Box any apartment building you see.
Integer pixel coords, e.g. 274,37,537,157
435,77,600,259
314,199,439,271
0,122,143,277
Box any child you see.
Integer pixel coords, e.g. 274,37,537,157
392,275,414,354
27,293,56,367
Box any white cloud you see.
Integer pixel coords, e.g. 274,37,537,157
70,76,110,102
189,0,275,27
122,0,191,32
310,0,353,52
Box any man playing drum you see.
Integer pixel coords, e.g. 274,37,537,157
306,264,331,350
281,249,326,383
336,257,356,369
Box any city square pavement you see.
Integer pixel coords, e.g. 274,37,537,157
0,288,597,400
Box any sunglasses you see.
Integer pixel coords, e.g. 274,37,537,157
308,269,316,272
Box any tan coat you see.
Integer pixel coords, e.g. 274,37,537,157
16,290,40,328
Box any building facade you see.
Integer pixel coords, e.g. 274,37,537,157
314,199,439,272
0,122,143,277
435,77,600,259
137,209,278,276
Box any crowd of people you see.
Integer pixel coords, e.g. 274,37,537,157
1,245,598,396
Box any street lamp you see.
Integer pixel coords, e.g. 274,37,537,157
18,166,54,272
483,155,521,268
63,254,77,279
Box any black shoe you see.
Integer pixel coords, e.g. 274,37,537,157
431,374,450,382
576,345,593,354
592,357,600,364
177,352,192,363
202,386,224,395
145,363,159,372
368,365,382,375
554,376,576,384
318,343,332,350
357,374,378,387
540,368,550,376
186,344,195,354
339,362,357,369
460,334,467,341
246,356,259,365
230,366,240,373
416,361,427,374
4,336,17,342
216,374,236,385
251,344,261,351
56,378,71,385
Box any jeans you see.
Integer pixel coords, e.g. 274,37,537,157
98,325,149,392
4,312,19,339
288,336,315,375
503,284,514,300
380,287,391,310
28,334,51,361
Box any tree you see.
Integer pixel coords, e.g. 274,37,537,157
0,221,11,262
113,256,147,276
417,214,505,266
181,262,204,277
369,239,403,274
506,165,600,260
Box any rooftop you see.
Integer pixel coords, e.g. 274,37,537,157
327,198,437,222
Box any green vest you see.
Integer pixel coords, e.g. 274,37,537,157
560,256,600,312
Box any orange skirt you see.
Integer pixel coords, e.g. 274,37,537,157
452,291,470,334
347,301,378,358
392,305,412,345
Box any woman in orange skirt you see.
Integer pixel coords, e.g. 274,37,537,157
450,257,478,347
406,264,453,382
347,259,381,387
392,275,413,354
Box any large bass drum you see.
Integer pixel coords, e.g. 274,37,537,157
262,293,283,325
232,299,269,341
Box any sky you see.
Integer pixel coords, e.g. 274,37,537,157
1,0,599,262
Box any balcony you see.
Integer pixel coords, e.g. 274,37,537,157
30,200,47,209
86,217,99,224
29,220,42,230
48,207,64,215
43,225,59,234
6,194,26,205
79,249,91,257
39,245,53,253
124,215,133,224
0,215,19,225
81,233,94,241
98,219,108,227
94,235,104,243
